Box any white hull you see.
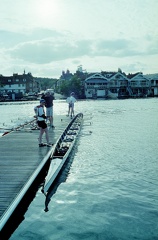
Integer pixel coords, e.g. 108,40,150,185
43,113,83,194
43,158,62,193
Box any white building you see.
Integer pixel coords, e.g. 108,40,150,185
84,70,158,99
84,73,108,99
127,73,151,97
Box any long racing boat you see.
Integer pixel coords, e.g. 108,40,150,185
42,112,83,195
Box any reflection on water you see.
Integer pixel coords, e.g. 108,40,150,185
1,98,158,240
43,154,75,212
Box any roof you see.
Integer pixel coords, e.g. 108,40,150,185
85,73,107,82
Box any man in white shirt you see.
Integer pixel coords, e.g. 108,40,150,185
66,92,76,119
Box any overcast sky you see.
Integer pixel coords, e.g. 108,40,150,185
0,0,157,78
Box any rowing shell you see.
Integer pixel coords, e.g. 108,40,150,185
43,113,83,194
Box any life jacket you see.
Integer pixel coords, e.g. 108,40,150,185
35,105,45,119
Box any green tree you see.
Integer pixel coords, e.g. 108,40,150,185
35,77,57,91
59,75,85,98
60,81,70,96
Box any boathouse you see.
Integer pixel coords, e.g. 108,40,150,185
127,72,151,97
84,71,154,99
84,73,108,99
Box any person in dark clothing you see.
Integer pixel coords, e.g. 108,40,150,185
42,91,55,128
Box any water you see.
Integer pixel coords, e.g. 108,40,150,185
1,98,158,240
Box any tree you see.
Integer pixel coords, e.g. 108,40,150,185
60,80,70,96
34,77,57,91
59,74,85,99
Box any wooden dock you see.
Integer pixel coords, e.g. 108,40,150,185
0,115,70,232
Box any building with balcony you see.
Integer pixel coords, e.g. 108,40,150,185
84,73,108,98
145,74,158,97
84,70,157,99
85,71,130,99
102,71,129,98
127,72,150,97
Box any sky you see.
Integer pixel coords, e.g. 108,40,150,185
0,0,158,78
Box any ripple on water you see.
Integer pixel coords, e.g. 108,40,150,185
9,99,158,240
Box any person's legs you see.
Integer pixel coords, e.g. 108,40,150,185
70,104,75,118
51,107,54,127
46,108,50,124
39,128,44,144
70,106,72,118
38,121,50,146
67,105,70,116
72,106,74,116
44,127,50,144
46,107,54,127
50,116,53,126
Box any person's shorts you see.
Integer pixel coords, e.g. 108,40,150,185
46,107,53,117
69,103,74,108
37,120,47,129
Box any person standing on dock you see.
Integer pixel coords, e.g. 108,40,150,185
66,92,76,119
42,90,55,128
34,99,52,147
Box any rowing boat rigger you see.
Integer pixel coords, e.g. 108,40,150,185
42,113,83,195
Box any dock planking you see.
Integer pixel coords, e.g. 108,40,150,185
0,115,70,232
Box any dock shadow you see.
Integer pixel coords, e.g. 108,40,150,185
0,166,48,240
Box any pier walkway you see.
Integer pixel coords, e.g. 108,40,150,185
0,115,70,231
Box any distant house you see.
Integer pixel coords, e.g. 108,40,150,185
85,71,129,99
127,72,150,97
84,73,108,98
102,71,129,98
0,71,39,100
145,74,158,97
84,70,154,99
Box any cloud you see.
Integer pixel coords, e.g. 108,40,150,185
7,38,89,64
1,27,157,77
6,35,157,65
0,28,63,47
89,39,132,57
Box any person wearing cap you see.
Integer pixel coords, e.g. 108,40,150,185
66,92,76,119
34,99,52,147
42,91,55,128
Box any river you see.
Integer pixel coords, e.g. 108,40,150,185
0,98,158,240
